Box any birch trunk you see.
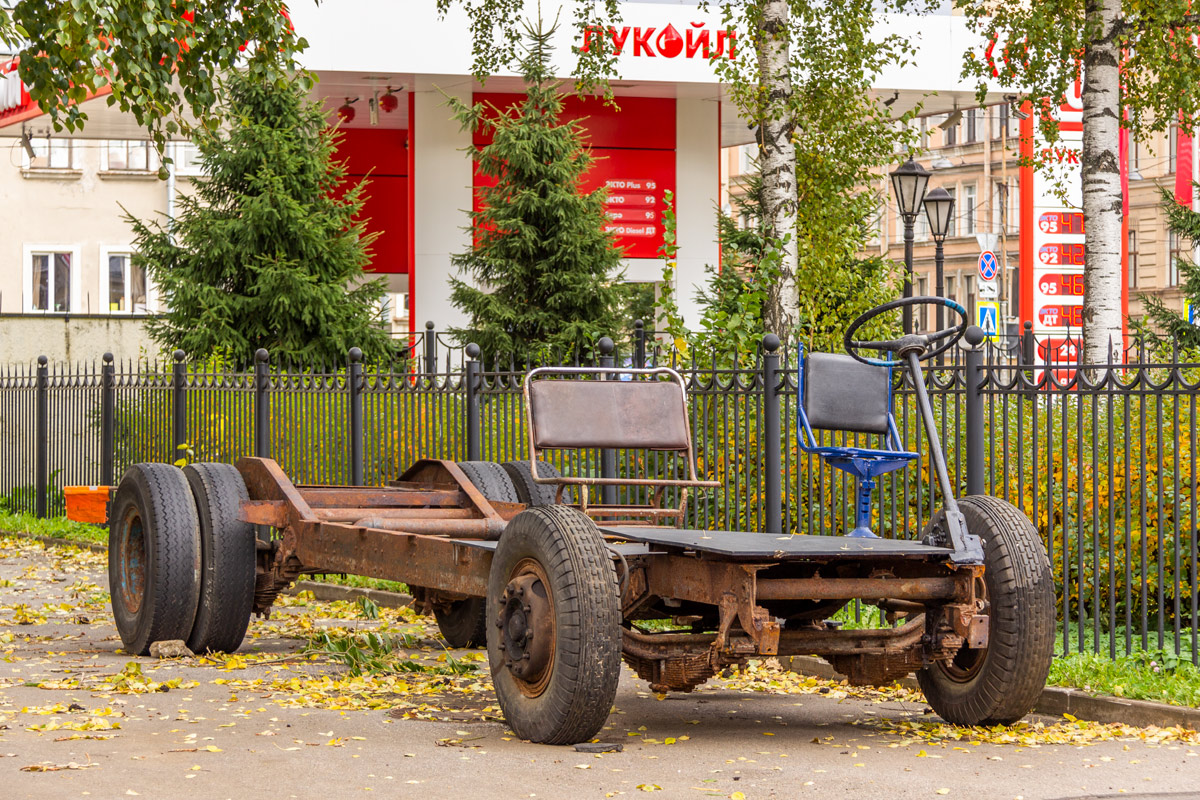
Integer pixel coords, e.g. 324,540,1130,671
1080,0,1124,364
757,0,799,339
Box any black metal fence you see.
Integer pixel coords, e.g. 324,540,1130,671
0,327,1197,663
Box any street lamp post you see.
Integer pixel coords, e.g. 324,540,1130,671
923,186,955,333
890,158,931,334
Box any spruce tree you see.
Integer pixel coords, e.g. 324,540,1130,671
447,22,625,364
1133,189,1200,350
127,71,391,365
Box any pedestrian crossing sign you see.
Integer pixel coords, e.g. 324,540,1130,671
976,301,1000,342
1187,299,1198,326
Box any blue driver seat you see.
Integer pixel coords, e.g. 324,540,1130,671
797,350,917,538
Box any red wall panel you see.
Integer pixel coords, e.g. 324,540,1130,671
471,94,676,259
335,128,409,274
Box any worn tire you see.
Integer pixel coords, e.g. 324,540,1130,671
108,463,202,656
487,505,621,745
433,597,488,649
502,460,574,506
183,463,256,655
428,462,518,648
456,461,520,505
917,495,1055,725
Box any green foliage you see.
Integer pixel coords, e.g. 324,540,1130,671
667,166,898,364
305,630,477,677
706,0,919,337
435,0,622,97
126,70,391,366
2,1,304,155
1049,649,1200,708
956,1,1200,141
1133,188,1200,350
308,573,410,596
446,21,627,364
0,512,107,546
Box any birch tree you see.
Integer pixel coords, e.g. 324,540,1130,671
956,0,1200,363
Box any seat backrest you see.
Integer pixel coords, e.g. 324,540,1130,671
803,352,891,435
528,377,691,451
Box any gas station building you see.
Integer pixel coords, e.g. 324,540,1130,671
0,1,1000,359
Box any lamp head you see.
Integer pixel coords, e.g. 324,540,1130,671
923,186,955,242
890,158,931,222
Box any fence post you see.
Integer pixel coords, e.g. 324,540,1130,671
348,347,364,486
254,348,270,459
598,337,618,506
762,334,782,534
1021,320,1035,365
465,343,481,462
424,321,437,375
633,319,646,369
100,353,115,487
35,355,48,518
964,326,986,497
172,350,187,462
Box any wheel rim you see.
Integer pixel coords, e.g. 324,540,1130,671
936,573,988,683
116,506,147,616
496,558,556,698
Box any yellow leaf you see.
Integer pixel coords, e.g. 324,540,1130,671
203,746,222,753
731,793,746,800
936,790,950,796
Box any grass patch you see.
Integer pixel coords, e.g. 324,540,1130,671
306,573,409,595
1049,649,1200,708
0,511,107,546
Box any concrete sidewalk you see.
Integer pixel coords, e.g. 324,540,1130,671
1,535,1197,800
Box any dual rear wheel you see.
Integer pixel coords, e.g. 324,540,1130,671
109,462,255,656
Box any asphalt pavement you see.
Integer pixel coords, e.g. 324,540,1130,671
1,535,1197,800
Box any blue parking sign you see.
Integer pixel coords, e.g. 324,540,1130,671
976,301,1000,341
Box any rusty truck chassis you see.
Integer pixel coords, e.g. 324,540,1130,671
237,440,988,691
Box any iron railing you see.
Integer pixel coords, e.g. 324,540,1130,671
0,328,1196,663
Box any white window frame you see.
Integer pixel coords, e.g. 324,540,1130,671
99,246,155,314
23,244,82,314
21,136,74,170
101,140,159,173
171,141,205,177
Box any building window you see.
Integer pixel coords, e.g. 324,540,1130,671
963,183,977,235
1169,124,1178,174
25,137,73,170
1169,230,1182,286
945,116,957,146
1128,230,1138,288
171,141,205,176
944,187,957,238
1129,136,1140,173
101,249,150,313
738,144,754,175
966,108,978,143
23,246,79,313
104,140,158,172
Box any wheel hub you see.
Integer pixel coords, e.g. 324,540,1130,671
117,508,146,616
495,562,554,691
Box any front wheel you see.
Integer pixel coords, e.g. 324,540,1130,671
487,506,621,744
917,495,1054,725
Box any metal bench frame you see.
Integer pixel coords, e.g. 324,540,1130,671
523,366,720,524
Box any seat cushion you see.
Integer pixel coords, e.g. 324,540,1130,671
804,352,891,435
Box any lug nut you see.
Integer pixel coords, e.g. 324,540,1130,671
524,628,533,640
523,604,531,614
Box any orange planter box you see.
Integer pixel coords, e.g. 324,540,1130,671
64,486,112,524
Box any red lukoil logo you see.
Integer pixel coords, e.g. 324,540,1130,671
581,22,737,60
